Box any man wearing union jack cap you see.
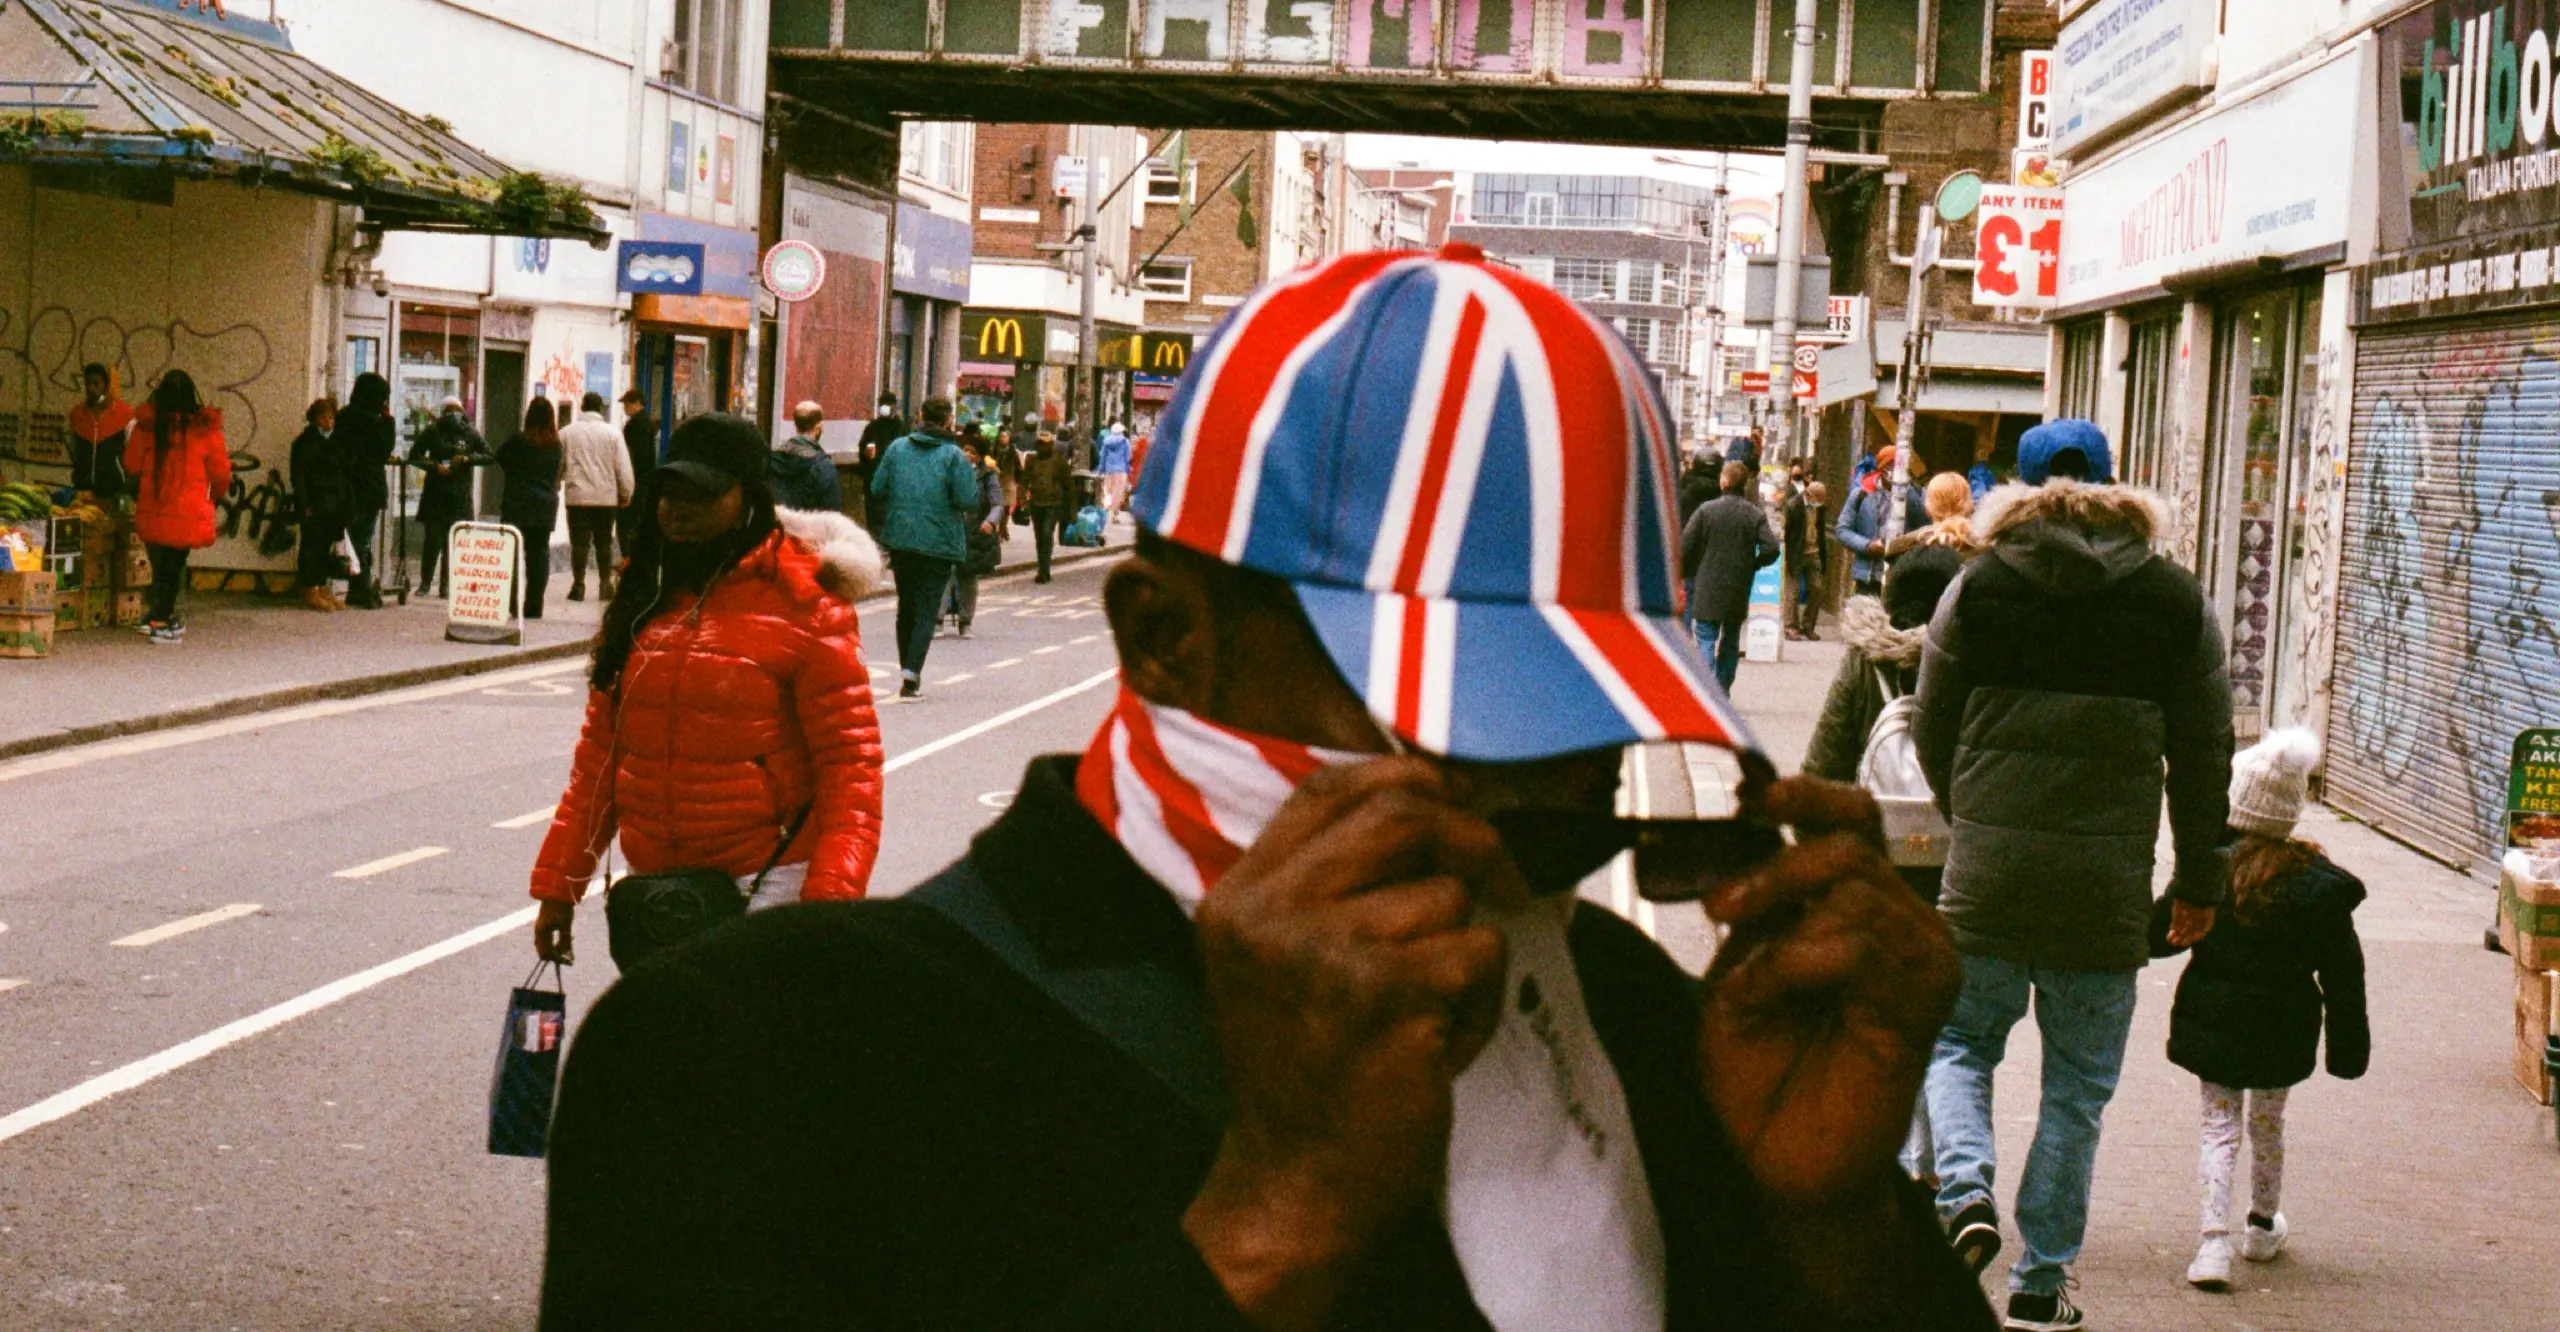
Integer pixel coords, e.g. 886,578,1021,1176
542,248,1994,1332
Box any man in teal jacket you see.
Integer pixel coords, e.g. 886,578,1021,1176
869,397,980,697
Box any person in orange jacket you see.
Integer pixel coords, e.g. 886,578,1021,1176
124,370,232,644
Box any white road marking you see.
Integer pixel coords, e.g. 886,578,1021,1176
986,658,1022,671
0,907,538,1146
492,806,557,830
111,904,263,949
0,665,1121,1148
1070,635,1098,644
0,659,587,786
1032,645,1063,655
332,846,449,880
0,980,24,996
939,673,975,684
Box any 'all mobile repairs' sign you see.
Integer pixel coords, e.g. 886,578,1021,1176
447,523,524,646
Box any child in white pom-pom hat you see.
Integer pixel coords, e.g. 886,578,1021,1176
2147,727,2370,1292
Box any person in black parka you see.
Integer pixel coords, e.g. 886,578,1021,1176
334,372,399,609
2149,726,2368,1292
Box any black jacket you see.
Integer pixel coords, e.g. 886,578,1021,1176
333,409,397,512
621,411,657,485
856,413,908,481
496,434,562,533
1913,482,2234,971
409,411,487,519
541,757,1994,1332
289,424,346,519
2149,856,2370,1090
1680,493,1781,627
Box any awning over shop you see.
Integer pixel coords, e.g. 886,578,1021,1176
1817,317,2047,415
0,0,604,240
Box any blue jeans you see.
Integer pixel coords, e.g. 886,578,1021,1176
1689,616,1743,693
1925,954,2139,1297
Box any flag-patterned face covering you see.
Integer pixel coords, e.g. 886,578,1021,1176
1077,686,1667,1331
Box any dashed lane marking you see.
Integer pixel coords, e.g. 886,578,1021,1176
111,904,263,949
332,847,449,880
986,658,1022,671
939,673,975,684
1032,645,1063,655
0,980,24,996
492,806,557,830
1070,635,1098,644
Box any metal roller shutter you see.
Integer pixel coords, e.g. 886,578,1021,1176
2329,313,2560,874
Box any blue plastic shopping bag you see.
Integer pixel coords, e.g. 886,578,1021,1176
488,962,566,1158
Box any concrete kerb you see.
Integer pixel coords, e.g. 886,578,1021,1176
0,542,1129,765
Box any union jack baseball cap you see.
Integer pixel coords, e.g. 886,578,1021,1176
1131,244,1756,763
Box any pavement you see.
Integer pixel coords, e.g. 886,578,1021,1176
1722,627,2560,1331
0,520,1134,761
0,562,2552,1329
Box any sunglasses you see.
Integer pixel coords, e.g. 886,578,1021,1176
1483,750,1787,903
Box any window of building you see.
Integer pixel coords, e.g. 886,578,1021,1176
2056,320,2103,420
1624,262,1656,304
1139,258,1194,301
900,122,973,195
2120,314,2178,491
1552,257,1616,301
667,0,743,104
1144,157,1197,206
1657,262,1685,306
1616,317,1654,361
1524,192,1559,226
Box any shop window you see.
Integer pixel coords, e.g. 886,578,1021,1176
2120,314,2177,491
667,0,744,104
1552,257,1616,300
2056,319,2102,420
1140,258,1194,301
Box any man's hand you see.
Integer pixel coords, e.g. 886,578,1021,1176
534,900,576,965
2166,901,2216,948
1696,775,1960,1311
1183,759,1518,1332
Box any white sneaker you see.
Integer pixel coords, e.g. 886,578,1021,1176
2241,1213,2288,1262
2185,1235,2232,1290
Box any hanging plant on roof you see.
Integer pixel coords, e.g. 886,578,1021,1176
492,170,594,230
308,132,396,187
0,111,86,157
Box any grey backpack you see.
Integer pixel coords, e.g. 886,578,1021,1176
1857,668,1949,867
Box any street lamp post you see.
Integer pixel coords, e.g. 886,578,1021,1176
1766,0,1823,464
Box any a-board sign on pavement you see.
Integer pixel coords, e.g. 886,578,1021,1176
446,522,523,647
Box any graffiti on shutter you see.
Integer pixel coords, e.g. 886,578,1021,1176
2331,316,2560,875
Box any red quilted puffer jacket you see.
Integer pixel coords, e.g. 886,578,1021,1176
531,509,888,903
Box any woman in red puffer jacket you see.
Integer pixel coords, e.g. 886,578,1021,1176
530,414,887,966
125,369,234,644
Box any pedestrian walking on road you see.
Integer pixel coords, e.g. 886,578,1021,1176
498,397,566,620
529,412,887,969
940,436,1004,638
68,362,135,498
125,369,231,645
1018,430,1073,584
2152,728,2367,1293
539,245,1992,1332
334,372,397,610
1912,417,2236,1332
770,401,844,515
410,395,488,599
617,387,656,550
560,392,635,603
289,397,346,613
1095,420,1131,519
852,391,906,530
1782,478,1830,639
1836,445,1932,597
868,397,978,698
1679,460,1780,695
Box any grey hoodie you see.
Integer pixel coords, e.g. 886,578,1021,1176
1911,481,2234,972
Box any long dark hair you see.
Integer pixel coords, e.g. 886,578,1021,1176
2229,833,2323,928
148,369,202,463
346,371,390,421
522,396,560,448
590,413,780,693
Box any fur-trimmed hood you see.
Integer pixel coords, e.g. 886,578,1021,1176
1969,479,2170,597
1838,595,1925,667
777,506,887,601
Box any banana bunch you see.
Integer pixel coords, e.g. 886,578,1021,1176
0,482,53,522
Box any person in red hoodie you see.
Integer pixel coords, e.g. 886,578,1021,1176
530,413,888,969
125,370,232,645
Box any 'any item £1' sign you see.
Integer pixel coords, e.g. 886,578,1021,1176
1973,185,2063,308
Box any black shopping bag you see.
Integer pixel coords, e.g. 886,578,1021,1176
488,962,566,1158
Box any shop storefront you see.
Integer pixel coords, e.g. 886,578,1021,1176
1108,330,1193,438
889,202,973,410
960,309,1068,432
630,209,762,462
2327,1,2560,873
2048,44,2373,743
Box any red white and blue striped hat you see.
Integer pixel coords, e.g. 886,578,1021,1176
1132,243,1756,763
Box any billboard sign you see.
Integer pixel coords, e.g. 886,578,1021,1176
1973,185,2064,308
616,241,704,295
2051,0,2217,153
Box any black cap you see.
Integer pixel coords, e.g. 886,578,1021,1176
659,413,766,496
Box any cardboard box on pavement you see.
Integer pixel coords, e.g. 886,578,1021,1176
116,545,151,590
2500,851,2560,970
0,610,53,658
0,569,53,616
2516,964,2559,1104
112,589,142,627
77,587,110,630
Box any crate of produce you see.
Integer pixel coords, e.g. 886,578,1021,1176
0,610,53,658
2517,965,2559,1105
0,569,53,617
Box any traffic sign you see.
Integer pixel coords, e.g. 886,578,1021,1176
1792,344,1822,374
